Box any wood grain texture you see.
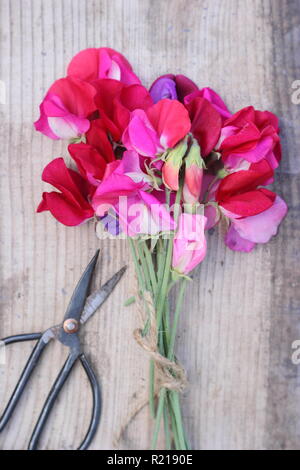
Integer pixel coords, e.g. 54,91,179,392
0,0,299,450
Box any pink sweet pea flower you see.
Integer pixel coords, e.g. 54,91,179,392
118,190,176,237
92,150,150,216
122,99,191,157
218,106,281,171
172,213,207,274
149,74,198,103
67,47,141,85
184,87,231,120
37,158,94,226
224,195,287,252
34,77,97,140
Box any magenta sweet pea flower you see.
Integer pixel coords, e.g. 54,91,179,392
122,98,191,157
37,158,94,226
172,213,207,274
67,47,141,85
149,74,198,103
34,77,97,140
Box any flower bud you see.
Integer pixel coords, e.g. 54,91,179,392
162,137,188,191
183,139,205,204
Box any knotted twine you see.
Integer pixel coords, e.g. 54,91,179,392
133,289,187,393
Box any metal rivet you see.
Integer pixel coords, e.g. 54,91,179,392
63,319,79,334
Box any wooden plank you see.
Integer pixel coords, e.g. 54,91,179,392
0,0,299,449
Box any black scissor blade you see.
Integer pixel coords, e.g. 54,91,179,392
63,250,100,322
80,266,127,325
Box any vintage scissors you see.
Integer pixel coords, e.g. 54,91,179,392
0,250,126,450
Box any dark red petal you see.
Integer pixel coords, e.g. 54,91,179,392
217,160,274,201
38,192,94,226
220,121,260,154
254,109,279,132
68,143,107,181
119,84,153,111
223,106,255,128
185,97,222,156
221,189,275,217
41,158,92,208
174,75,198,102
86,119,115,162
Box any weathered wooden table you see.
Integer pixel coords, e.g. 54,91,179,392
0,0,299,450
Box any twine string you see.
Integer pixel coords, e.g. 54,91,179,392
133,290,187,393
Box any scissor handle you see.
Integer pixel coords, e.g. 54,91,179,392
0,333,44,432
28,352,101,450
78,353,101,450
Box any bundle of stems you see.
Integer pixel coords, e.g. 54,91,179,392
129,231,189,450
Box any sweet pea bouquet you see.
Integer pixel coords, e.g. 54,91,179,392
35,47,287,449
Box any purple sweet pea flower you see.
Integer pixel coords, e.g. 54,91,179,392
149,74,198,103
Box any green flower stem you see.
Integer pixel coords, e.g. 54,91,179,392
143,241,158,293
129,238,146,292
156,238,173,336
151,388,166,449
136,241,152,292
169,391,186,449
163,405,172,450
167,393,180,449
168,280,187,360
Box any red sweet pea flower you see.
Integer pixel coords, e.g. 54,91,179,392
37,158,94,226
218,106,281,170
184,87,231,120
67,47,141,85
92,79,153,141
68,143,109,187
216,160,275,217
85,119,115,163
185,96,222,157
34,77,97,140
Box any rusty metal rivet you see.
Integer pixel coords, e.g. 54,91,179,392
63,319,79,334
